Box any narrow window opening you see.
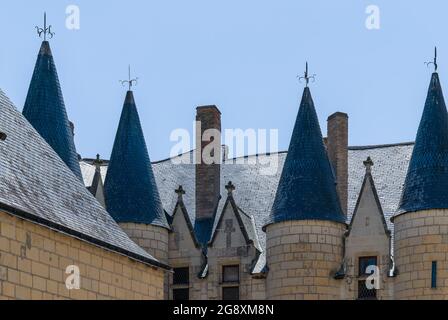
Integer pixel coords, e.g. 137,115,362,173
431,261,437,289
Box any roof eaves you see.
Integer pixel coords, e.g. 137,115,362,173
0,202,171,270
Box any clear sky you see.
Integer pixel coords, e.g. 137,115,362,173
0,0,445,161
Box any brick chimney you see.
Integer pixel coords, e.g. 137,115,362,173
195,105,222,221
327,112,348,216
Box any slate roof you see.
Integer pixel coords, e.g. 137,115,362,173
266,87,345,228
396,72,448,216
81,142,413,273
22,41,82,180
0,88,168,270
104,91,169,229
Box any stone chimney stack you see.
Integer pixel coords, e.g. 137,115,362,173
327,112,348,215
195,105,222,221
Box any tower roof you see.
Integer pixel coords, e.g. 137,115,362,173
22,41,82,180
397,72,448,215
104,91,169,229
264,87,345,228
0,88,168,270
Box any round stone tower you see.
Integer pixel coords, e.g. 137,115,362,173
264,80,346,300
393,71,448,299
104,90,170,265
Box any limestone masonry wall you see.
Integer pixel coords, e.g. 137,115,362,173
0,210,165,300
119,222,169,298
394,209,448,299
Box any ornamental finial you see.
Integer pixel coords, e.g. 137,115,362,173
298,62,316,87
425,47,438,72
175,185,186,201
36,12,54,41
363,156,374,173
120,65,138,91
225,181,236,195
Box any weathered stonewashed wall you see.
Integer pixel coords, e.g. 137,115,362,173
266,220,345,300
394,209,448,299
0,211,165,300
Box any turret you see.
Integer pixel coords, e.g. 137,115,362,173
104,88,170,266
393,51,448,299
264,64,346,299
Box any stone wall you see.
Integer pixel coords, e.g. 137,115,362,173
266,220,345,299
0,210,165,300
394,209,448,299
119,223,169,298
119,223,169,264
168,206,205,299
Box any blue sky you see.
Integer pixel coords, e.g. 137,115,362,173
0,1,446,160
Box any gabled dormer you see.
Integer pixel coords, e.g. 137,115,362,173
344,157,393,300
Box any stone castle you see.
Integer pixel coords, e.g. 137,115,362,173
1,37,448,300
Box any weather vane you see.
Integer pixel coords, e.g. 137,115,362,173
298,62,316,87
35,12,54,41
425,47,438,72
120,65,138,91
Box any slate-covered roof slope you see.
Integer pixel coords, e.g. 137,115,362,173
265,87,345,228
0,89,168,269
397,72,448,216
104,91,169,229
22,41,82,180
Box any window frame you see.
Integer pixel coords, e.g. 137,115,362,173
222,265,240,284
358,256,378,277
173,267,190,286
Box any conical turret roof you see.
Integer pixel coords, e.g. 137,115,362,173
265,87,345,228
397,72,448,215
104,91,169,229
23,41,82,180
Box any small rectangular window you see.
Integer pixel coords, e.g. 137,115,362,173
358,256,377,276
432,261,437,288
222,265,239,283
173,288,189,300
173,267,189,285
222,287,239,300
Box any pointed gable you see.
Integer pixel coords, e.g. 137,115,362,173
348,158,389,237
397,72,448,215
104,91,169,229
22,41,82,180
210,183,262,252
265,86,345,228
